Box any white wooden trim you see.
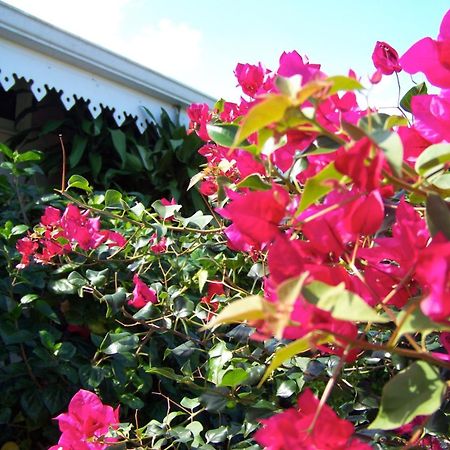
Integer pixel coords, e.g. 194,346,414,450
0,1,215,132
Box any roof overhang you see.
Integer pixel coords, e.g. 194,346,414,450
0,1,215,132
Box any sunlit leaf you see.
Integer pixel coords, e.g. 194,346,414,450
303,281,390,323
258,332,332,386
201,295,274,330
369,361,446,430
233,94,291,146
415,143,450,179
297,162,345,213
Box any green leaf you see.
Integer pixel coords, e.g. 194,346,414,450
202,295,274,330
89,152,102,178
233,94,291,146
110,129,127,168
86,268,109,287
400,82,427,113
415,143,450,179
103,288,127,316
207,124,251,148
359,113,390,133
11,224,29,236
20,294,39,304
79,365,104,388
133,301,155,320
120,393,145,409
369,361,446,430
219,368,248,387
384,115,409,130
197,269,208,293
426,193,450,240
431,173,450,192
276,379,297,398
181,211,213,229
274,274,309,339
14,150,43,163
69,134,88,167
371,130,404,177
48,278,78,295
0,143,13,159
258,333,330,386
205,425,228,444
300,147,339,158
394,304,450,343
152,199,182,219
303,281,390,323
327,75,364,94
67,271,88,288
237,174,272,191
67,174,92,193
105,189,123,208
100,332,139,355
297,162,345,213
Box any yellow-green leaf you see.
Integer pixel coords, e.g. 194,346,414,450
415,143,450,179
303,281,390,323
233,94,291,146
394,302,450,344
327,75,364,94
257,332,332,387
297,162,345,213
201,295,274,330
274,274,309,339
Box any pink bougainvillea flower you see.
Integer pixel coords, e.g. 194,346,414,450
415,238,450,323
254,389,371,450
149,233,167,254
400,10,450,88
187,103,211,141
128,274,157,309
277,50,323,84
16,236,38,268
357,199,430,308
372,41,402,76
40,206,62,227
410,92,450,143
219,185,289,246
61,205,103,251
397,126,431,165
201,281,225,319
199,178,218,196
271,130,316,172
234,62,266,97
359,198,429,278
335,137,384,192
52,389,119,450
343,190,384,236
234,149,266,179
99,230,127,248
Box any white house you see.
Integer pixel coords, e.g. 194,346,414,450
0,1,214,141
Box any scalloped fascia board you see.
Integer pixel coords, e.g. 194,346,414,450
0,1,215,132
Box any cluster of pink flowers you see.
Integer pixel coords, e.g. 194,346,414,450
49,389,119,450
255,389,371,450
185,9,450,449
16,205,126,268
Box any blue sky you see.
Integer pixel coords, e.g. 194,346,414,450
4,0,450,105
